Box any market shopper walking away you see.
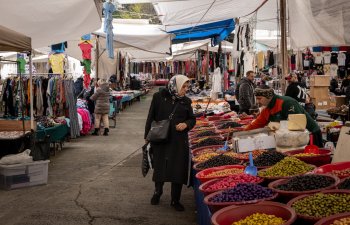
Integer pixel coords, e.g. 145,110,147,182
90,79,110,136
238,70,256,115
245,85,323,147
285,73,307,105
144,75,196,212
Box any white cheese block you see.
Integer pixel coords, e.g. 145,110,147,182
288,114,307,131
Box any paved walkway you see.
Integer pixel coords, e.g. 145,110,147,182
0,89,197,225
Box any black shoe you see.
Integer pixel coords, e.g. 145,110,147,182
103,128,109,136
92,128,99,136
151,192,162,205
171,201,185,211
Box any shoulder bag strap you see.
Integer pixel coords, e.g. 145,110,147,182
168,102,179,120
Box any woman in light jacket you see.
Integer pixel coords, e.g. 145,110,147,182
90,79,110,136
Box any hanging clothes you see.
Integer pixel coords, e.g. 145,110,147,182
49,53,65,75
79,42,93,60
103,1,116,59
64,80,80,138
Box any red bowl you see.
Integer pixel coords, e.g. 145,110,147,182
258,165,316,181
287,189,350,223
195,165,245,184
204,189,278,213
207,115,231,121
199,176,264,196
191,145,225,156
211,201,297,225
268,174,339,202
313,161,350,179
285,149,332,166
315,212,350,225
189,135,223,145
337,177,350,190
189,130,219,139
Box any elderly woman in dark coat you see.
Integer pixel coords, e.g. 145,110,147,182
90,79,110,136
145,75,196,211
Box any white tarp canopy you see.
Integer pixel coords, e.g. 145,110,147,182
289,0,350,48
0,0,102,49
0,25,31,52
94,20,172,54
153,0,278,31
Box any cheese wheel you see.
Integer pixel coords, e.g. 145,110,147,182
288,114,307,131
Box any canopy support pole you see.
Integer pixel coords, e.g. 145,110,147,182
96,35,100,80
29,51,34,130
280,0,288,94
206,45,209,82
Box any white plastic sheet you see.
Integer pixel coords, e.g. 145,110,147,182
0,0,102,48
289,0,350,48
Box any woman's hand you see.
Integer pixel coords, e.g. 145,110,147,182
176,123,187,131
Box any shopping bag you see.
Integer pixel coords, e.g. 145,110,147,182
30,135,50,161
141,143,153,177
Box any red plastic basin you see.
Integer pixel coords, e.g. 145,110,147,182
268,174,339,202
285,149,332,166
204,188,278,213
211,201,296,225
337,177,350,190
258,165,316,181
189,135,223,145
315,212,350,225
191,145,225,156
287,190,350,223
195,165,244,184
313,161,350,179
199,176,264,197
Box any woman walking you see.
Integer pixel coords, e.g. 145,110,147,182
144,75,196,211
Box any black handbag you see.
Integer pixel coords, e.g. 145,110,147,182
146,103,179,142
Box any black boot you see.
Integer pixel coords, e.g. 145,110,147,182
92,128,99,136
151,182,163,205
170,201,185,212
103,128,109,136
170,183,184,211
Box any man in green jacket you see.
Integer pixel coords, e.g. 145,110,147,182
245,86,323,147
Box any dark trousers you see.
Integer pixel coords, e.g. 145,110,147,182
155,182,183,202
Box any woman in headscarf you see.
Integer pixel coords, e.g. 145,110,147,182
144,75,196,211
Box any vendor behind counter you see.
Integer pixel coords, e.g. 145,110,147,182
244,86,323,147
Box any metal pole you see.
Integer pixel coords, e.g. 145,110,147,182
206,44,209,82
280,0,288,94
96,35,99,80
29,51,34,130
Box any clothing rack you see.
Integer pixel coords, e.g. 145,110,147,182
8,73,73,79
1,58,26,134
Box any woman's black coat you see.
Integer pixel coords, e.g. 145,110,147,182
145,89,196,185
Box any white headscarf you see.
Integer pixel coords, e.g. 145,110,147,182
168,75,189,99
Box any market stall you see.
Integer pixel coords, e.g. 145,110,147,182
188,112,350,225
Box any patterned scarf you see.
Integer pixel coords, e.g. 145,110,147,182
168,75,189,99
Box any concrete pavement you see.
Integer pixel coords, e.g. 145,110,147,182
0,89,197,225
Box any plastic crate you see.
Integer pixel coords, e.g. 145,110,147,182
0,160,49,190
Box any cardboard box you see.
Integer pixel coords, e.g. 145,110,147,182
335,96,347,107
312,97,331,110
310,75,331,87
310,86,329,99
232,128,276,153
